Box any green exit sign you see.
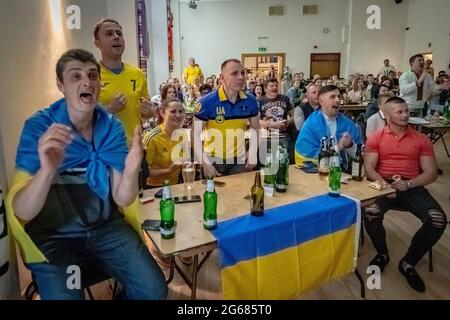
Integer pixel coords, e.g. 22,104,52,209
258,47,267,52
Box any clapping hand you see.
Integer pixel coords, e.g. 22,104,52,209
38,124,73,175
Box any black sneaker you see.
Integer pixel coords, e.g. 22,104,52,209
369,254,390,273
398,260,425,293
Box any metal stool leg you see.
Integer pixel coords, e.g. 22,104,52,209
428,249,433,272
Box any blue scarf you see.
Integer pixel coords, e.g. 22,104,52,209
16,98,128,200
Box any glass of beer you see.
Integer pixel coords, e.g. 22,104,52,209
182,161,195,191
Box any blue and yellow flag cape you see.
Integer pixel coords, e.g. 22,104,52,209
212,194,361,300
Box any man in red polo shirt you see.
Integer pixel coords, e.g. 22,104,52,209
364,96,447,293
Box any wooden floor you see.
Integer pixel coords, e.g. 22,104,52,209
32,133,450,300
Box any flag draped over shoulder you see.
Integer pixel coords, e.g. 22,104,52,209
15,98,128,200
212,194,360,300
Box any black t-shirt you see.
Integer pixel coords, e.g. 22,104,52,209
258,94,292,123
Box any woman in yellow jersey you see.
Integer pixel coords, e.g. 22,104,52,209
142,98,192,266
143,98,188,188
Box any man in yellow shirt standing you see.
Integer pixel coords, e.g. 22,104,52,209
94,18,154,144
183,57,204,85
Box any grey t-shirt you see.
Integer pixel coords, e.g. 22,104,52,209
25,166,120,243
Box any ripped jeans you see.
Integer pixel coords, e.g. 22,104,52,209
364,186,447,266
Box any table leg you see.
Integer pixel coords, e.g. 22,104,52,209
166,256,175,284
191,255,199,300
354,268,365,299
440,134,450,158
172,251,214,300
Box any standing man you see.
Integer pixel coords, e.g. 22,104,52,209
93,18,154,144
364,97,447,293
295,85,362,167
193,59,260,177
399,54,450,116
183,57,204,85
377,59,396,79
286,79,303,107
6,49,167,300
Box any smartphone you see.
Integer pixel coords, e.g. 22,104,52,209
201,180,226,187
139,195,154,204
141,219,161,231
173,195,201,204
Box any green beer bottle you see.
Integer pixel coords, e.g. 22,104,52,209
263,151,276,190
444,99,450,122
250,171,264,216
275,146,288,193
203,176,217,230
351,144,364,181
160,180,175,239
328,139,341,197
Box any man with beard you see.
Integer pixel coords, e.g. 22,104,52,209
295,85,362,169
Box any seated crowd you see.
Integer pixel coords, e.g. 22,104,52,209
6,17,449,300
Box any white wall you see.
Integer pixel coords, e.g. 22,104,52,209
346,0,408,76
403,0,450,74
176,0,351,79
147,0,170,96
0,0,141,187
106,0,139,66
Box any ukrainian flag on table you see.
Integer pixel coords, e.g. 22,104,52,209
212,194,361,300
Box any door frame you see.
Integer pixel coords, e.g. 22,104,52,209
310,52,341,79
241,53,286,82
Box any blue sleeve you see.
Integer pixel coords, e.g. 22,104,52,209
247,95,259,117
194,99,210,121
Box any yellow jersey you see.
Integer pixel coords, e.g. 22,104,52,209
183,64,203,85
99,63,149,144
143,125,189,186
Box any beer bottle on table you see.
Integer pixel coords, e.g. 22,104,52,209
351,144,364,181
160,180,175,239
444,99,450,122
203,176,217,230
263,151,276,190
328,138,341,197
250,171,264,216
275,146,288,193
318,136,330,180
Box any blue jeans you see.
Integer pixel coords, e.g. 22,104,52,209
27,217,167,300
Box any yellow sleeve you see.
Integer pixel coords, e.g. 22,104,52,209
5,170,48,263
145,138,156,167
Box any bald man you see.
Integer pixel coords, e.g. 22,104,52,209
293,84,321,132
364,96,447,293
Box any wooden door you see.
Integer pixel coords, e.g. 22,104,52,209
242,53,286,84
310,53,341,79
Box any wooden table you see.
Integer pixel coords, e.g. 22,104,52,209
140,166,395,299
410,119,450,157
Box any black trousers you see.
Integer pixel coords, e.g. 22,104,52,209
364,186,447,266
